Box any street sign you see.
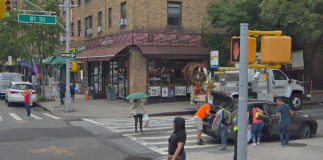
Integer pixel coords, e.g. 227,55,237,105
18,14,57,24
210,51,219,68
71,36,81,41
61,53,76,58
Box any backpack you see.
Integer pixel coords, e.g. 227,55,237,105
221,109,232,125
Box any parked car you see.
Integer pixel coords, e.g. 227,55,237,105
5,81,37,107
204,92,318,140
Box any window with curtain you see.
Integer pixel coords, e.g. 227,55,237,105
167,2,181,26
121,2,126,19
98,12,102,29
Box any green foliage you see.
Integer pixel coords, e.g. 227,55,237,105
203,0,323,66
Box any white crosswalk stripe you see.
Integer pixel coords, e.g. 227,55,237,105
0,116,3,121
30,114,42,120
84,116,221,155
9,113,23,121
42,113,61,119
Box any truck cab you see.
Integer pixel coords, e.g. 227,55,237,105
250,68,310,111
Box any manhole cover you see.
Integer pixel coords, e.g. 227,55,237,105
288,143,307,147
125,157,152,160
33,137,55,142
53,106,63,108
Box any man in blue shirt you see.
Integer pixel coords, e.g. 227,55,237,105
58,79,66,105
276,98,293,147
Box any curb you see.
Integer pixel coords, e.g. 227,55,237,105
149,110,196,117
36,103,55,115
311,91,323,93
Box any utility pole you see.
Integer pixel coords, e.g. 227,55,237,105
237,23,248,160
59,0,78,112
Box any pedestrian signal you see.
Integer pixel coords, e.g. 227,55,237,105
231,37,256,64
261,36,291,64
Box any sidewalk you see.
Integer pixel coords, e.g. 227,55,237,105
39,86,323,118
185,137,323,160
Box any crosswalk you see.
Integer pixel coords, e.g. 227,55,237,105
0,112,61,121
83,116,221,155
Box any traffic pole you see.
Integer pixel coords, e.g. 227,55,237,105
64,0,72,112
237,23,249,160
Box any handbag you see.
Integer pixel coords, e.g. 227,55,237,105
255,109,268,121
167,155,182,160
130,109,137,115
29,102,33,106
282,104,293,123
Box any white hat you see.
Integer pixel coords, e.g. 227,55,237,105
208,101,213,105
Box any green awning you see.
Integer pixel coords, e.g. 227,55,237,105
44,56,55,64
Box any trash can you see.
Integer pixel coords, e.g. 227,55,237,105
63,98,73,110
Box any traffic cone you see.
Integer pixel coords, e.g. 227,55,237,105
86,90,90,100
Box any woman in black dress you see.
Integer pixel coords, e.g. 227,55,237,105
168,117,186,160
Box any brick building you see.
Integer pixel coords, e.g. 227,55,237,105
62,0,212,102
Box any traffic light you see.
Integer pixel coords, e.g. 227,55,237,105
69,61,84,72
261,36,292,64
0,0,11,18
231,37,257,64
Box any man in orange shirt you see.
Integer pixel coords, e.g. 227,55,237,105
194,101,215,145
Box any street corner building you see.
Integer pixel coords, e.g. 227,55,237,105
61,0,213,103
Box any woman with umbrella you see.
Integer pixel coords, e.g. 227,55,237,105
127,92,149,133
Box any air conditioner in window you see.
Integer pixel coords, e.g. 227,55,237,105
86,29,92,35
60,36,66,42
119,19,126,26
98,26,102,32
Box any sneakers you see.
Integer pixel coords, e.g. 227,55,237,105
196,142,204,146
25,116,31,119
251,143,257,147
73,100,75,103
200,139,205,143
140,130,144,134
282,144,285,147
219,146,226,150
257,142,260,146
284,142,289,146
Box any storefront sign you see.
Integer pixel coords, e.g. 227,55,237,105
162,87,168,97
210,51,219,68
99,36,114,46
175,86,186,96
148,87,161,97
76,46,86,53
159,34,190,44
106,86,116,100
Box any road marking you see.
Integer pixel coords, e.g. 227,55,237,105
15,120,29,123
9,113,23,121
106,122,196,129
138,134,209,140
30,146,78,156
31,114,42,120
42,113,61,119
109,125,197,132
0,116,3,121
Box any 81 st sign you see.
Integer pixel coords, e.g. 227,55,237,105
18,14,57,24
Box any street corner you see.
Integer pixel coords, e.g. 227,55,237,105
30,146,79,156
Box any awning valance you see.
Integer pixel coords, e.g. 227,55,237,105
139,46,209,55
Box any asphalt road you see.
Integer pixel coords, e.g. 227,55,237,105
0,99,322,160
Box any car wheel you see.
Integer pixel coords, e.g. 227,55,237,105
5,97,7,103
289,94,303,111
32,103,37,107
297,123,311,139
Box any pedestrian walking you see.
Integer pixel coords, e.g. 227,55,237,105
27,73,32,83
276,98,293,147
212,102,231,150
22,87,32,119
52,78,59,98
194,101,215,145
168,117,186,160
251,106,265,147
58,79,66,105
130,99,146,133
70,80,76,102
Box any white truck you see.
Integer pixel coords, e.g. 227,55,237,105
0,72,22,99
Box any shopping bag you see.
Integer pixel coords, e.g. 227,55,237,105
211,118,221,132
247,124,252,143
143,114,149,127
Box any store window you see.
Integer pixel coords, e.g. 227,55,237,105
108,58,128,99
148,59,190,102
90,62,103,93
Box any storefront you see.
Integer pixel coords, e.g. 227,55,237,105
78,30,209,102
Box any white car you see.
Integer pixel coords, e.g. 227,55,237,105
5,81,37,107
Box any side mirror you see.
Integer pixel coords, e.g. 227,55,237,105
288,79,292,84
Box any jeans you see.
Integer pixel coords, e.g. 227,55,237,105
24,102,31,116
181,150,186,160
219,125,228,146
71,90,75,100
233,131,238,160
60,92,65,105
279,122,291,145
134,114,143,132
251,121,264,143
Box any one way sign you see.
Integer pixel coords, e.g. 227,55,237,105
61,53,76,58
